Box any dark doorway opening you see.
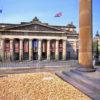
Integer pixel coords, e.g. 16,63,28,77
14,39,20,61
32,39,38,60
50,40,55,60
42,40,47,60
23,39,29,60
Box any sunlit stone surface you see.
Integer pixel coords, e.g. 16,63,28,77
0,73,90,100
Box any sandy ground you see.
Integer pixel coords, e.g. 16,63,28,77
0,72,90,100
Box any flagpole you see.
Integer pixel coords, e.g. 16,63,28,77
0,0,3,24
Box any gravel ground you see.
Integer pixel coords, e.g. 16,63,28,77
0,72,90,100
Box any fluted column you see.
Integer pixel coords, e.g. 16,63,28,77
10,39,13,61
29,39,32,61
79,0,95,71
63,40,66,60
0,39,4,61
19,39,23,61
38,39,42,60
47,40,50,60
55,40,59,60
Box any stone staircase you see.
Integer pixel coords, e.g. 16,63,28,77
56,69,100,100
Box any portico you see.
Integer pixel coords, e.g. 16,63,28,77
1,37,68,61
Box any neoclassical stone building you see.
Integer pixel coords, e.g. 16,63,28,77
0,17,78,62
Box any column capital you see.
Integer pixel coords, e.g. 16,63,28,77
56,39,60,41
0,38,4,41
47,39,51,41
29,39,33,41
63,39,67,41
19,39,24,41
10,39,14,41
0,38,3,40
38,39,42,41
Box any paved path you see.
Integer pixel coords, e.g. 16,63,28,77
56,67,100,100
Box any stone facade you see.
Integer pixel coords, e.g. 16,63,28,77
0,17,78,62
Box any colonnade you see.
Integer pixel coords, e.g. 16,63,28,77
0,38,67,61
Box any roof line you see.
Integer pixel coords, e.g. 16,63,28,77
4,22,61,31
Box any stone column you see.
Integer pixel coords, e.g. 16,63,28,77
38,39,42,60
79,0,95,71
19,39,23,61
47,40,50,60
10,39,13,61
63,40,66,60
29,39,32,61
0,39,4,61
55,40,59,60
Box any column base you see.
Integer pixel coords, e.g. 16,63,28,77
77,66,96,72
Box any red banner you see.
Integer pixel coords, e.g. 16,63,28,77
15,42,19,53
51,42,55,52
5,43,10,52
59,43,63,52
42,42,47,52
24,41,29,53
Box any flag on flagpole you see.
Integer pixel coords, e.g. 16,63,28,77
54,12,62,17
0,9,2,13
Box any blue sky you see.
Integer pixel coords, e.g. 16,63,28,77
0,0,100,36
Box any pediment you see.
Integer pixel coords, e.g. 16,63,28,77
6,23,61,32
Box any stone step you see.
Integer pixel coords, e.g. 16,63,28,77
56,72,100,100
63,70,100,95
71,69,100,85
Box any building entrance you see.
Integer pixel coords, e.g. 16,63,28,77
32,39,38,60
14,39,20,61
4,39,10,61
23,40,29,60
59,40,63,60
50,40,55,60
42,40,47,60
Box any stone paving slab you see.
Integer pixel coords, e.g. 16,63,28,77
56,67,100,100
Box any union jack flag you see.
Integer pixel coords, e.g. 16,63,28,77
0,9,2,13
54,12,62,17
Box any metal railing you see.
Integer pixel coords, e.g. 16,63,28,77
0,60,78,68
